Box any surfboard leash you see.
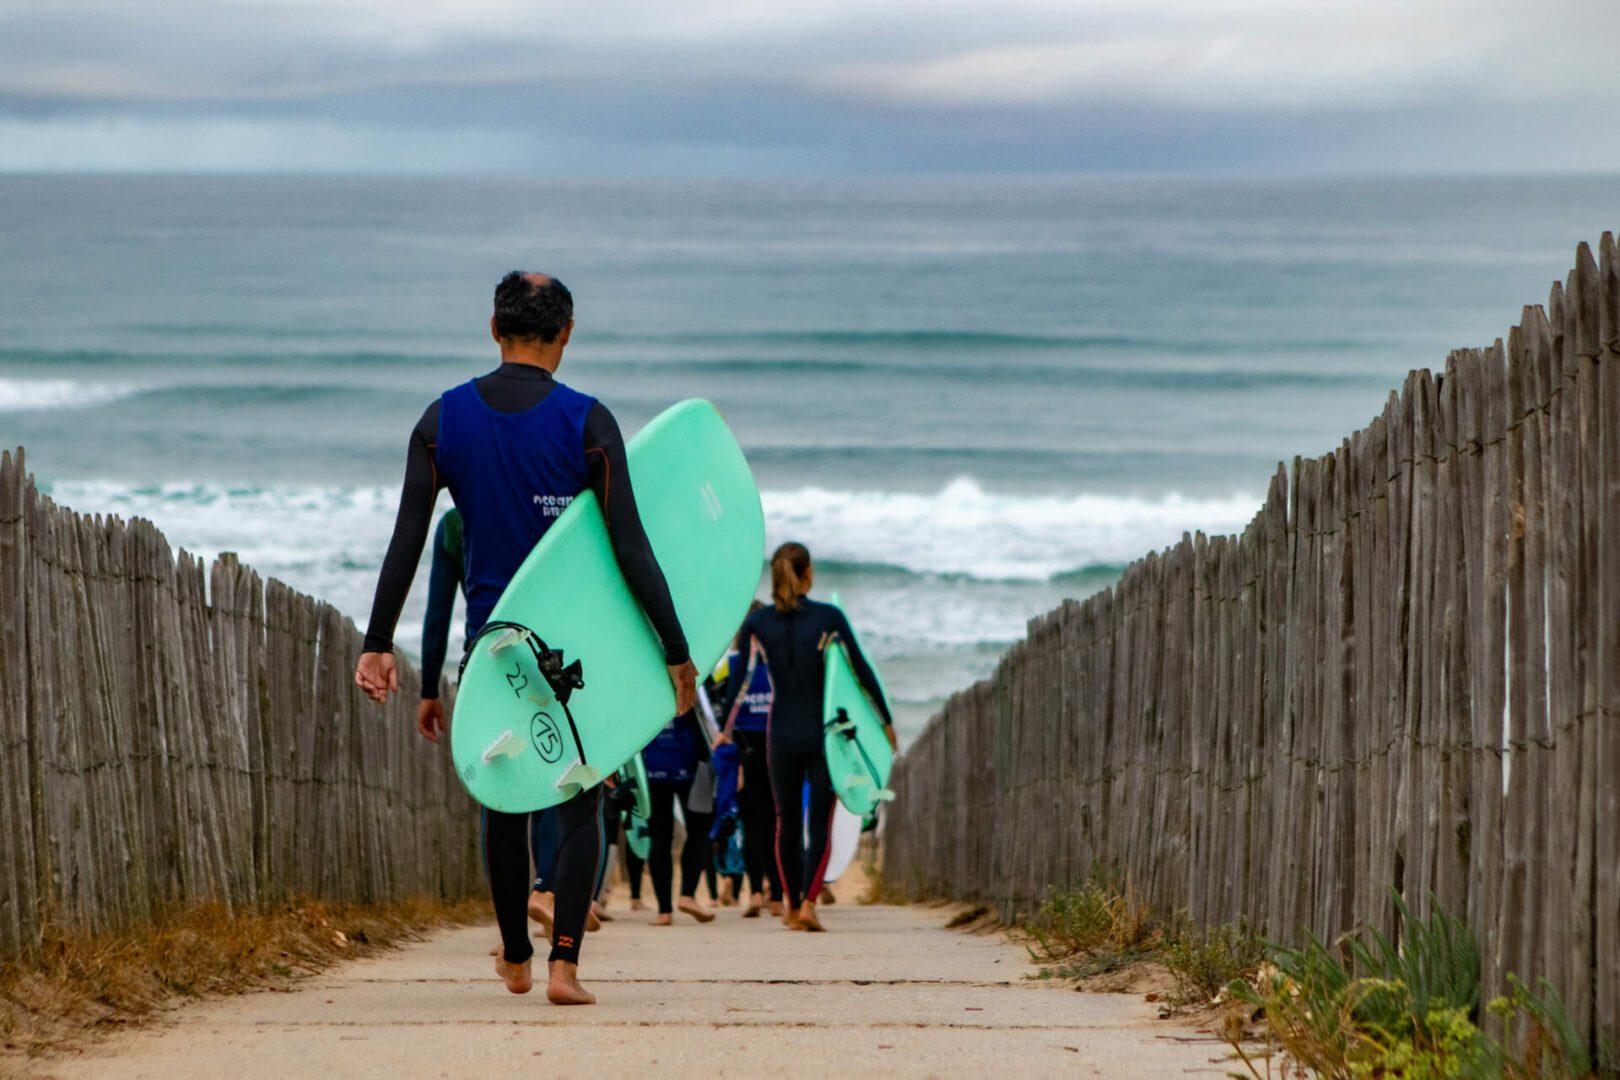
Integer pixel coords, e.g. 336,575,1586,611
830,705,886,791
461,620,590,767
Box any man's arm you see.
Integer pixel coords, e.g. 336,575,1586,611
419,514,459,700
583,403,689,665
357,404,440,707
716,620,758,725
832,608,894,729
583,402,694,714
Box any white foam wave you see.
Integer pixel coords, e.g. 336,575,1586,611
44,480,428,650
0,378,138,412
762,478,1260,581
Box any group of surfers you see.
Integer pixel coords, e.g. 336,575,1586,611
353,271,897,1005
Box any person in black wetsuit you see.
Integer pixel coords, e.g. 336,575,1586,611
719,542,896,931
716,601,785,917
355,272,696,1006
641,709,717,925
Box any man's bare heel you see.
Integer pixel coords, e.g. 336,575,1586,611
493,945,534,994
546,960,595,1006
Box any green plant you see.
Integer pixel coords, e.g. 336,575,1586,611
1225,890,1615,1080
1344,892,1480,1034
1025,871,1156,963
1488,974,1619,1079
1163,921,1265,1006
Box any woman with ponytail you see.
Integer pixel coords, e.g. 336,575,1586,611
718,542,896,931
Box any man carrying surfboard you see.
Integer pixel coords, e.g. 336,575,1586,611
415,511,605,938
355,271,697,1006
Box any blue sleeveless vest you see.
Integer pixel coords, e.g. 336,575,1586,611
730,644,774,733
434,378,595,635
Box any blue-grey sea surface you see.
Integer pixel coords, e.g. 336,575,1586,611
2,175,1613,735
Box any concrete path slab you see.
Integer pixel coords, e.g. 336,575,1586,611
27,898,1231,1078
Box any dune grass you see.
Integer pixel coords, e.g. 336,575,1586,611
0,895,486,1059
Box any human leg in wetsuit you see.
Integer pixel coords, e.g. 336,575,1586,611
525,809,560,932
734,729,782,910
768,726,835,929
690,803,718,904
589,797,615,920
484,787,602,981
624,831,646,908
646,780,715,923
702,850,720,903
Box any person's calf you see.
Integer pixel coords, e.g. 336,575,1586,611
527,890,555,935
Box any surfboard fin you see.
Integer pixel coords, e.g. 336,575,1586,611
554,760,601,798
486,626,532,656
482,729,525,763
842,774,896,802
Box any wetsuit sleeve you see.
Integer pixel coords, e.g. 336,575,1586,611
363,403,442,654
684,708,712,763
832,609,894,727
717,614,759,722
583,403,690,666
418,515,459,699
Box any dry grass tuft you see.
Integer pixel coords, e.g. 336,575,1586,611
1026,874,1158,962
859,860,914,905
0,895,485,1060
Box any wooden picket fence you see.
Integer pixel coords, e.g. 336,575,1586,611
0,450,482,957
882,235,1620,1055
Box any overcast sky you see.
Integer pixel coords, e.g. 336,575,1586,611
2,0,1618,175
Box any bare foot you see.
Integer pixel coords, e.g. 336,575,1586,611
652,912,673,926
798,901,825,932
719,879,736,906
819,887,837,905
493,945,534,994
782,908,806,931
585,908,602,932
630,898,648,912
592,901,613,923
546,960,595,1006
677,897,716,924
743,895,763,918
527,891,555,936
768,900,785,918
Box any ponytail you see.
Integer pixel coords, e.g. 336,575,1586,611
770,542,812,612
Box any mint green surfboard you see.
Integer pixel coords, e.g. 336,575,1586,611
450,400,765,813
822,598,895,818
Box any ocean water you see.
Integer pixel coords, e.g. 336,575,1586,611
1,175,1614,736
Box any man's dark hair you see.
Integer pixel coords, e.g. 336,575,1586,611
493,271,573,343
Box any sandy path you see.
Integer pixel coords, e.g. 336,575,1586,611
27,892,1229,1078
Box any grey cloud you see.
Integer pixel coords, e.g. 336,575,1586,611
0,0,1617,173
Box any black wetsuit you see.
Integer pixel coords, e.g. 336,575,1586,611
720,598,891,910
364,363,688,968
